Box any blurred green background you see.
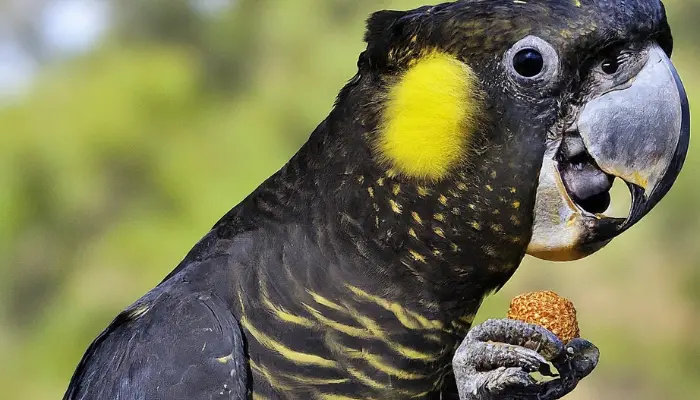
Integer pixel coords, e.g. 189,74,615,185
0,0,698,399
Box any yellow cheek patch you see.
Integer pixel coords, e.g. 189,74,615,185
377,52,481,180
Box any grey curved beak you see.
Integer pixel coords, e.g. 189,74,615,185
527,44,690,261
577,44,690,234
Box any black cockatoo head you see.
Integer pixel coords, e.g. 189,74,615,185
327,0,689,267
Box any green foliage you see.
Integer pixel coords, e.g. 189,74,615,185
1,1,699,398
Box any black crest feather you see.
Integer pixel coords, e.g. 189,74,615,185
362,10,409,69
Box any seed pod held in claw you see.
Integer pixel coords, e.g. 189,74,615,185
507,290,580,343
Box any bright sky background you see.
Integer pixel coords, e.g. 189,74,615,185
40,0,110,55
0,40,37,99
0,0,236,99
0,0,109,99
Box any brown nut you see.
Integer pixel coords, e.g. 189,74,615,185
507,290,580,343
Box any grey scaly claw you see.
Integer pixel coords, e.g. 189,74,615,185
452,318,563,399
452,319,598,400
538,338,600,398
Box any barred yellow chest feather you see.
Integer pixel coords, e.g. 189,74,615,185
239,278,470,400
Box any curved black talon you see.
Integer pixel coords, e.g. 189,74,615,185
539,338,600,399
452,319,599,400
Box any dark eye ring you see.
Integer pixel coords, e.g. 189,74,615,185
512,48,544,78
504,36,559,84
